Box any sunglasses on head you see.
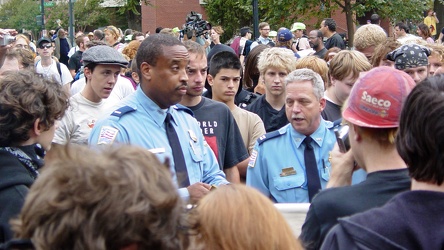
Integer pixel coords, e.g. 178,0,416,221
39,44,52,49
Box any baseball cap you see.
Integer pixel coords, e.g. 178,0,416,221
343,66,415,128
290,22,306,32
387,44,431,70
82,45,128,68
277,28,293,42
37,37,52,47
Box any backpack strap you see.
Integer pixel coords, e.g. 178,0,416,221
55,61,62,80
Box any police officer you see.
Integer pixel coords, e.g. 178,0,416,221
89,34,228,202
247,69,336,203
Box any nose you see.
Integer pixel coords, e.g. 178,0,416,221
227,79,234,89
180,68,189,83
292,102,302,113
412,72,421,84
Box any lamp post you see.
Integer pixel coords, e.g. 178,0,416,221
40,0,45,36
253,0,258,39
69,0,75,46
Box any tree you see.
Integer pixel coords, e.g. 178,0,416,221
0,0,40,34
204,0,428,47
203,0,252,43
44,0,113,32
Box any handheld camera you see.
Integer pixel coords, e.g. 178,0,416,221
334,124,350,153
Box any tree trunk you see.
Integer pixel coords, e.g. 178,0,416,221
126,6,141,31
344,0,354,48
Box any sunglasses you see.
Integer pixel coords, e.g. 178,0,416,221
39,44,52,49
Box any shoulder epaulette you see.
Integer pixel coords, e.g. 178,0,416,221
327,118,342,130
257,129,286,145
173,104,195,117
111,106,136,118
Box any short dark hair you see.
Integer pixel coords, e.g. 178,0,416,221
208,51,241,77
396,74,444,185
131,31,144,40
75,35,85,47
93,29,104,40
0,71,68,146
135,34,183,70
240,27,251,37
155,27,163,33
323,18,337,32
370,13,380,24
395,22,409,33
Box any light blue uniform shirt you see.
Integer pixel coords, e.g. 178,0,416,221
89,88,228,199
246,120,366,203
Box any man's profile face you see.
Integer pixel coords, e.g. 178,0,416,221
143,45,189,109
285,80,325,136
403,65,429,84
428,54,442,76
319,21,327,35
186,52,207,97
394,26,404,38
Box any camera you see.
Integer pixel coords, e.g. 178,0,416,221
334,124,350,153
0,34,15,46
181,11,212,39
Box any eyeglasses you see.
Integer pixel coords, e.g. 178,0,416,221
308,37,318,40
261,28,270,31
39,44,52,49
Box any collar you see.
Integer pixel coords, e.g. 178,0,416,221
135,87,177,127
290,119,328,148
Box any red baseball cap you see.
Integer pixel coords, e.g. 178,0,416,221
343,66,415,128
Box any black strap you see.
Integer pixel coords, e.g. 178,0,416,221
165,113,190,188
304,136,321,202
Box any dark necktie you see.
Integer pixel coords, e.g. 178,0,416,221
165,113,190,188
304,136,321,202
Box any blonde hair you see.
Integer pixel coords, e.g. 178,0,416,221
353,24,387,51
371,38,401,67
212,26,224,35
187,185,301,250
329,50,372,81
296,56,329,89
257,47,297,76
105,25,120,41
426,43,444,63
12,144,185,250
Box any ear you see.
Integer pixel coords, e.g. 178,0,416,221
351,123,362,142
319,97,326,112
33,118,43,136
330,76,336,86
140,62,152,82
84,67,92,79
207,74,214,86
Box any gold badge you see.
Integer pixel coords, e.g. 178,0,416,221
280,167,297,177
188,130,197,142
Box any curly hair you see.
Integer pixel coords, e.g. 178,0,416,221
122,40,141,60
0,71,68,146
12,144,186,250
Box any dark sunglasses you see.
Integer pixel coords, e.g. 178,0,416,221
39,44,52,49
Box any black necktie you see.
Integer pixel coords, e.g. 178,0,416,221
304,136,321,202
165,113,190,188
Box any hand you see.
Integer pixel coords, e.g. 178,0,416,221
187,182,211,203
326,144,357,188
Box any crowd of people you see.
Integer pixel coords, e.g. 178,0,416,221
0,8,444,249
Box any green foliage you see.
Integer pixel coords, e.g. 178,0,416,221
0,0,40,33
204,0,428,46
44,0,113,32
203,0,252,42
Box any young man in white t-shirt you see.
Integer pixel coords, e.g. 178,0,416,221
53,45,128,145
35,37,73,85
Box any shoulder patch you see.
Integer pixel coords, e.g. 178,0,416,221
248,149,258,168
327,118,341,130
111,106,136,118
97,126,119,145
173,104,195,117
257,130,284,145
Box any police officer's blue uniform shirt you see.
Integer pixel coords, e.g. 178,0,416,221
246,119,366,203
89,87,229,199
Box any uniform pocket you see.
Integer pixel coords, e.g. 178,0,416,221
273,174,305,191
